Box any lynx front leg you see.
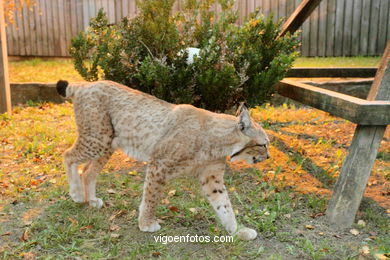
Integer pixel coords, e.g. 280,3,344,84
199,163,257,240
138,163,167,232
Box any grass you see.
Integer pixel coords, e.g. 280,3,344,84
0,102,389,259
9,58,83,83
293,56,381,68
9,56,382,83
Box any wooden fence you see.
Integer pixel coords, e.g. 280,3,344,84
5,0,390,57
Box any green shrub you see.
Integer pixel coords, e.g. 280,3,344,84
70,0,300,112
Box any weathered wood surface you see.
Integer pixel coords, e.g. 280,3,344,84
286,67,377,78
275,79,390,125
326,40,390,228
0,0,11,114
326,125,387,228
279,0,323,37
6,0,390,57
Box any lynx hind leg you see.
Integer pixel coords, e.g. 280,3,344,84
82,152,112,208
64,105,113,205
64,144,89,203
199,163,257,240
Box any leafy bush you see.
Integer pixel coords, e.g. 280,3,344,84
70,0,300,112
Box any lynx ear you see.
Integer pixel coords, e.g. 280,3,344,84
238,103,252,131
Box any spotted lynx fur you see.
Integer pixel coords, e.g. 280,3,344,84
57,80,270,240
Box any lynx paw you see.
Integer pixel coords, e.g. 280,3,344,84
139,220,161,232
236,227,257,240
89,198,104,208
70,190,84,203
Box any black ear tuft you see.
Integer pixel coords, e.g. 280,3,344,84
56,80,69,97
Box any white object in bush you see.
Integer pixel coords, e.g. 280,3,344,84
179,47,200,64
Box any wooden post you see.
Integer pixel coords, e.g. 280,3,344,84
279,0,323,37
326,40,390,228
0,0,11,114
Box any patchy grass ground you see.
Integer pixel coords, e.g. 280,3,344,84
293,57,381,68
9,58,83,83
9,56,381,83
0,102,389,259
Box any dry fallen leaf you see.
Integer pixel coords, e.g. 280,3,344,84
310,212,325,218
68,217,78,225
318,232,324,236
374,253,388,260
357,220,366,227
1,232,11,236
21,252,35,260
189,208,197,214
152,251,161,257
128,171,138,176
20,229,29,242
360,245,370,255
107,189,116,194
168,190,176,197
168,205,179,213
80,225,93,231
161,198,170,205
109,210,127,221
110,233,120,238
110,225,121,231
305,225,315,230
350,229,359,236
229,187,236,192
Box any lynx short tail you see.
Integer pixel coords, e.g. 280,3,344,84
56,80,69,97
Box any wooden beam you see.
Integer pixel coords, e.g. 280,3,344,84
275,80,390,125
326,40,390,228
286,67,377,78
0,0,11,114
279,0,323,37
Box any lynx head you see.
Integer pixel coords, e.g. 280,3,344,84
230,103,270,164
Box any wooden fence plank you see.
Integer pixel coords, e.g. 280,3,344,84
388,2,390,42
76,0,84,33
64,0,72,56
6,16,16,55
325,0,336,56
317,0,326,57
309,6,319,56
368,0,380,55
108,0,116,23
52,0,61,56
22,5,31,55
334,0,344,56
35,1,45,56
278,0,286,21
377,0,389,53
360,0,371,55
351,0,362,56
342,0,353,56
45,0,54,56
29,3,37,56
70,0,77,35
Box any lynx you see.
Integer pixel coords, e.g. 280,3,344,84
57,80,270,240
